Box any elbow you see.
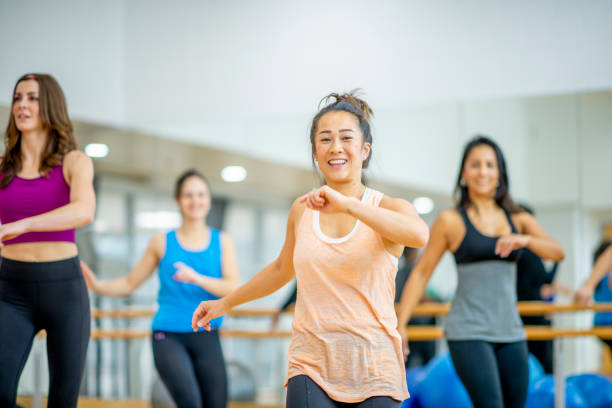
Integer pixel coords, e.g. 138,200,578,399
555,248,566,263
411,226,430,249
77,205,95,227
81,213,94,226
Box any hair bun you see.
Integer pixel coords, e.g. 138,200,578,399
319,89,373,121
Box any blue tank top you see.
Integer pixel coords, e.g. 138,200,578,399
594,276,612,326
152,229,224,332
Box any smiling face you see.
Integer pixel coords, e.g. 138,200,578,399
12,79,43,133
176,176,211,221
461,144,500,198
313,111,371,184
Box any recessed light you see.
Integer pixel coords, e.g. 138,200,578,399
413,197,434,215
85,143,109,158
221,166,247,183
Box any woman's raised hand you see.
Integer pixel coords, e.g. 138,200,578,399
495,234,530,258
299,185,351,214
173,262,199,284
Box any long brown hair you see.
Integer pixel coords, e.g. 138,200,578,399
1,73,76,188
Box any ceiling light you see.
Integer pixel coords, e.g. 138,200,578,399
221,166,247,183
413,197,434,215
85,143,109,158
136,211,181,229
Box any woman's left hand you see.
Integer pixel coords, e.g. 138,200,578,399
0,220,28,246
299,185,351,214
495,234,530,258
173,262,199,284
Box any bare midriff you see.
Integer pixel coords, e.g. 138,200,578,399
1,242,78,262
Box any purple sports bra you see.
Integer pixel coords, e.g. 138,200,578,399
0,165,75,245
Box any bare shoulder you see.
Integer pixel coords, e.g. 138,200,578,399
63,150,93,175
149,231,166,258
290,196,307,218
64,149,91,166
511,210,535,233
437,209,461,224
220,231,235,247
435,209,463,231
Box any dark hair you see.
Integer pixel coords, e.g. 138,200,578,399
1,73,76,188
309,90,374,172
518,203,534,216
454,135,521,213
174,169,210,199
594,241,612,264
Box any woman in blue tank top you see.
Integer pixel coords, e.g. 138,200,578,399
397,136,565,408
81,169,239,408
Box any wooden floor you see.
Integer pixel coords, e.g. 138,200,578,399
17,396,283,408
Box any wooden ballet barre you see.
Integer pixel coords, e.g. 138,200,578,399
89,302,612,320
404,325,612,341
34,325,612,341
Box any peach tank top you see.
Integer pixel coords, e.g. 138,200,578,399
286,188,409,403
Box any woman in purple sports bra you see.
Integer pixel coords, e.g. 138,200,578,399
0,73,95,408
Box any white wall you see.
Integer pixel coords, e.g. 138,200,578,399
2,0,611,195
0,0,126,124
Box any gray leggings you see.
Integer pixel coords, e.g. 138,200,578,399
286,375,400,408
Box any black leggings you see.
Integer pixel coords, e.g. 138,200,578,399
0,257,90,408
152,330,227,408
447,340,529,408
286,375,400,408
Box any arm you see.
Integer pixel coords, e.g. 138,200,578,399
395,211,455,359
270,282,297,331
301,185,430,249
192,200,304,331
0,150,95,245
575,245,612,305
396,211,455,330
495,212,565,262
173,232,240,297
81,233,164,297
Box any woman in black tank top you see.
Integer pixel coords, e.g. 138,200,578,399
397,136,565,408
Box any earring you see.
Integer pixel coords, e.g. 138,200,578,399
460,179,467,187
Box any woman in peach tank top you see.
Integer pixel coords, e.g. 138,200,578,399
192,91,429,407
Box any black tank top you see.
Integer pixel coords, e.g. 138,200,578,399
453,207,522,265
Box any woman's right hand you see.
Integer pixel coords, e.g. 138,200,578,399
574,283,595,306
80,261,98,291
192,298,228,332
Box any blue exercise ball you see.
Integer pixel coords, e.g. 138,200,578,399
525,375,588,408
528,353,545,390
401,366,426,408
567,373,612,408
416,353,473,408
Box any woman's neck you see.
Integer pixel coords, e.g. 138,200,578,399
326,178,365,199
178,219,208,237
467,192,498,214
20,130,49,166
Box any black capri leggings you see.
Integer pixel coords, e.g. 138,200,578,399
447,340,529,408
152,330,227,408
0,256,90,408
286,375,400,408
